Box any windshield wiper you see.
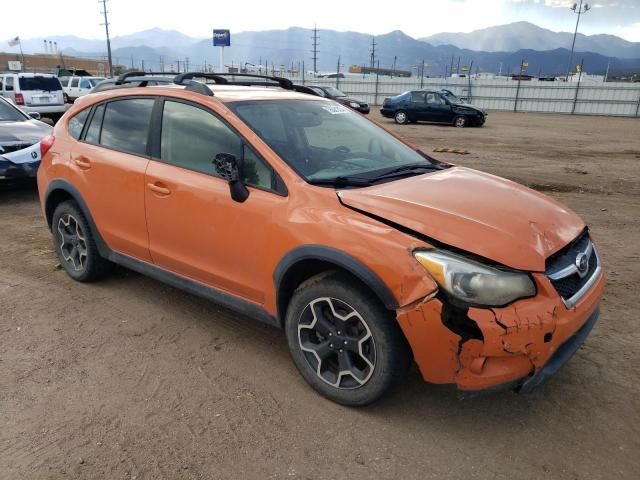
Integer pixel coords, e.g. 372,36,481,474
307,176,371,187
366,163,445,182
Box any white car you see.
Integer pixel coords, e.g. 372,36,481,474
0,96,52,180
0,73,70,118
62,76,106,102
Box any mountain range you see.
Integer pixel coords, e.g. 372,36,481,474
12,23,640,76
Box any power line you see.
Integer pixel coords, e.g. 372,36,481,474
311,25,319,74
370,36,377,70
99,0,113,77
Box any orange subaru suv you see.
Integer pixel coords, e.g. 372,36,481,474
37,72,604,406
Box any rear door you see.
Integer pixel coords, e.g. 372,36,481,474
409,91,428,120
144,98,287,303
72,97,154,261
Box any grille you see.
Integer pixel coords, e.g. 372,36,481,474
546,230,600,307
0,143,34,154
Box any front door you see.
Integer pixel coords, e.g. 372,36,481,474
426,92,453,123
144,99,287,304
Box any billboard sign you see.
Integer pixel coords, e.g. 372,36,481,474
7,61,22,71
213,30,230,47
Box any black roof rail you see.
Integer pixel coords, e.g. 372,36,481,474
116,71,171,85
292,84,320,96
174,72,294,90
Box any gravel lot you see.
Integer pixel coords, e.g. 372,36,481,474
1,111,639,479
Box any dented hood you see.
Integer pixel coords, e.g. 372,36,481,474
338,167,584,272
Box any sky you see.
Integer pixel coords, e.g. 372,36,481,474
12,0,640,42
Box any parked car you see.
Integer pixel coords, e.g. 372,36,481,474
308,86,370,113
381,90,486,127
90,76,174,94
62,76,107,102
0,73,70,119
0,96,52,180
38,72,603,406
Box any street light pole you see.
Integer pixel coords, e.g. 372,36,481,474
566,0,591,81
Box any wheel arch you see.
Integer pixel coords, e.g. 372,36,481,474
44,179,110,257
274,245,399,327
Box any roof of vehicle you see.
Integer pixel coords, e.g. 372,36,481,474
1,72,57,78
86,83,323,104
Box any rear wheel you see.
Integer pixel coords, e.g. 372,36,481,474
453,115,467,128
394,110,409,125
285,272,411,406
52,201,113,282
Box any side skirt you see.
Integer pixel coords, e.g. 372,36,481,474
108,251,280,329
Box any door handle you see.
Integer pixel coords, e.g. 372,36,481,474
73,156,91,169
147,183,171,195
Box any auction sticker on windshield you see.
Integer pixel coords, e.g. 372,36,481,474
322,104,348,115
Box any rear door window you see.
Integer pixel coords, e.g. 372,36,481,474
18,76,62,91
99,99,154,156
411,91,426,103
5,77,14,91
68,108,90,140
71,78,79,88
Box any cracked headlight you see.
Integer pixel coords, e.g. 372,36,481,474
349,102,360,108
414,250,535,306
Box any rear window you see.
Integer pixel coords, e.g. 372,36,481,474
19,76,62,91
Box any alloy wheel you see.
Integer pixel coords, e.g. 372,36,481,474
455,116,466,127
395,111,407,124
57,214,88,272
297,297,376,389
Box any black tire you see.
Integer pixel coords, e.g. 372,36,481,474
453,115,467,128
285,272,411,406
394,110,409,125
51,200,113,282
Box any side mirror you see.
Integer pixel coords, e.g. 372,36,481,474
28,112,41,120
213,153,249,203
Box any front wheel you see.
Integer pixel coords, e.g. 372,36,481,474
394,110,409,125
285,272,411,406
453,115,467,128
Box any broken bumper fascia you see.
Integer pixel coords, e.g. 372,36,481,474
396,269,605,393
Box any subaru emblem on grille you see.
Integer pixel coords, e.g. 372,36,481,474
575,252,589,278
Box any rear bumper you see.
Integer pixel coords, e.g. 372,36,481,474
0,159,40,179
380,108,395,118
23,104,70,115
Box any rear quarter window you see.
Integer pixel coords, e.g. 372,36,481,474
68,108,90,140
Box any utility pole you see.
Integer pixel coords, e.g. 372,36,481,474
185,57,190,71
159,56,164,72
456,56,461,75
130,55,134,69
311,25,319,75
566,0,591,81
141,59,145,71
99,0,114,77
369,36,377,70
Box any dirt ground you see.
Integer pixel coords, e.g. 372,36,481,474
1,111,639,480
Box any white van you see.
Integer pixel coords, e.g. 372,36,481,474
62,76,106,101
0,73,70,117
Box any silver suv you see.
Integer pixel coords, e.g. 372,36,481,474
0,73,70,118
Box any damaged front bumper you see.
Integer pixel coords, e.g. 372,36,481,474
396,269,604,393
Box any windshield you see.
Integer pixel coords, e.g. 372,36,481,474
0,99,28,122
229,100,440,185
19,76,62,91
322,87,346,97
441,91,465,104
